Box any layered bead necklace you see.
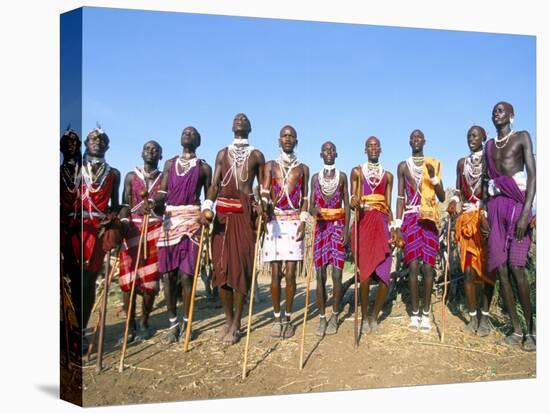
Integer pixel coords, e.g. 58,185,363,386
61,160,81,194
276,151,301,208
175,154,198,177
463,149,483,200
82,155,110,192
494,129,515,149
406,156,424,193
362,161,385,193
221,140,254,187
135,166,161,190
319,164,339,196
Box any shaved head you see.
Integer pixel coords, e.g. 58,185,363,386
365,136,380,146
495,101,515,116
321,141,336,151
280,125,297,138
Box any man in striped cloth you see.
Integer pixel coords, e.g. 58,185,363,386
350,136,396,334
310,141,350,336
80,127,122,344
395,130,445,332
261,125,310,339
155,127,212,344
117,140,164,344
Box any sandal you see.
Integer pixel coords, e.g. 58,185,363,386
271,320,283,338
325,314,339,335
282,320,295,339
160,324,180,345
500,332,523,346
316,317,327,337
466,311,478,334
476,314,492,337
522,334,536,352
116,330,136,347
408,311,420,331
419,311,432,332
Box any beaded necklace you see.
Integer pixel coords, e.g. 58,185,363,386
362,161,385,192
221,143,254,187
319,166,339,197
463,149,483,200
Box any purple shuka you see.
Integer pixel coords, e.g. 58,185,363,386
157,157,201,275
486,140,532,272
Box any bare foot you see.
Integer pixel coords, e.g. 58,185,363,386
222,326,240,345
218,323,231,342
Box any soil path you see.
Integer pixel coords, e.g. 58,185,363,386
80,271,535,407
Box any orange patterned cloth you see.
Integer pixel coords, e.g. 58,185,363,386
360,194,390,216
455,209,495,285
318,207,345,222
419,156,442,229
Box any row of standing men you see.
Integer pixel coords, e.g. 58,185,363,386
59,101,536,359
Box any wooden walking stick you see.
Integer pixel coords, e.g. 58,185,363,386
353,208,360,348
299,217,317,370
353,172,361,348
183,225,207,352
87,257,119,362
118,213,148,373
95,249,113,372
242,214,264,379
440,218,452,343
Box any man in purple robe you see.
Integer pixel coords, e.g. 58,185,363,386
483,101,536,351
155,127,212,344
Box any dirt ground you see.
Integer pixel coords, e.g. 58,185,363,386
71,267,536,407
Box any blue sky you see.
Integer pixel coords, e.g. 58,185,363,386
61,7,536,203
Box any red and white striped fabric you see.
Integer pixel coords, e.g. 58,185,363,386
156,205,201,248
118,215,162,294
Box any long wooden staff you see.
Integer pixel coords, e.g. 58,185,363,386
87,257,119,362
353,171,361,348
118,213,148,372
299,217,317,370
183,225,207,352
440,218,452,343
95,249,114,373
242,214,264,379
